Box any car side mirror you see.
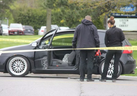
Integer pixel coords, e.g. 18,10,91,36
31,42,37,47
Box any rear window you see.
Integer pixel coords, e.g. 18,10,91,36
122,39,132,46
25,26,33,29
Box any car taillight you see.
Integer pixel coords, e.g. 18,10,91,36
41,30,44,32
123,45,133,54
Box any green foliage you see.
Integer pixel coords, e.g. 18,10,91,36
0,0,15,20
9,0,137,33
12,7,47,34
11,0,105,31
51,1,103,28
92,17,104,29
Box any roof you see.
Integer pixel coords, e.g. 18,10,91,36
57,28,106,33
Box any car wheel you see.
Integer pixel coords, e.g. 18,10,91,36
6,56,30,77
99,59,122,79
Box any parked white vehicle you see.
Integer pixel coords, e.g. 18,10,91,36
38,26,46,35
38,25,58,35
1,24,9,35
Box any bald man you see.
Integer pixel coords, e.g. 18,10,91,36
72,15,100,82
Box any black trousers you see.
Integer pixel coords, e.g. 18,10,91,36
101,50,122,79
79,50,94,80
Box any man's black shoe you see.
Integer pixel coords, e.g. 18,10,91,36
87,79,94,82
100,79,106,82
80,79,84,82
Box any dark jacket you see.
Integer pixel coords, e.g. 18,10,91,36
105,26,125,47
72,19,100,48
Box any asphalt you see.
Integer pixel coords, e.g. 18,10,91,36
0,73,137,96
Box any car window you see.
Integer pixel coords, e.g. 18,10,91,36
39,29,57,48
39,37,51,49
52,33,74,47
25,26,33,29
10,24,22,28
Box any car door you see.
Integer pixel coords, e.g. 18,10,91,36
34,29,57,70
47,31,79,71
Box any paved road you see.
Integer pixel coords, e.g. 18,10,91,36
0,73,137,96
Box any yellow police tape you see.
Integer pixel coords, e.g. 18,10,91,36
0,46,137,54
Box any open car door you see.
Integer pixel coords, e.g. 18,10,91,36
34,29,58,70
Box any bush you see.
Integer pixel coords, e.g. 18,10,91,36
12,7,104,34
13,7,47,35
92,17,104,29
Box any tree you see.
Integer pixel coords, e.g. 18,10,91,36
11,0,137,31
0,0,15,21
68,0,137,26
42,0,69,33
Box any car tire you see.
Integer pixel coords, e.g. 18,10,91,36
99,59,122,79
6,56,30,77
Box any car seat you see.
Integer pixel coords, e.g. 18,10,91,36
52,51,76,66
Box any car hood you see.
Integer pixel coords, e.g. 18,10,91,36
0,44,34,51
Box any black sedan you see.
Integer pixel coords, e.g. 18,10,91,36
0,29,136,79
23,25,34,35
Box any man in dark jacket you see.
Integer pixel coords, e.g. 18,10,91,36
72,15,100,82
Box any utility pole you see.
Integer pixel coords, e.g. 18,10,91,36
46,8,51,33
45,0,51,33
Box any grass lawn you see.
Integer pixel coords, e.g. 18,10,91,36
0,35,41,48
129,40,137,63
0,35,137,76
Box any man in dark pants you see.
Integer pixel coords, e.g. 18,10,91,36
72,15,100,82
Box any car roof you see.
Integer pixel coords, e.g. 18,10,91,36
56,28,106,33
10,23,22,25
23,25,33,27
1,24,8,26
41,26,46,28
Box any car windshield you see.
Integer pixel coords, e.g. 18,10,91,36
10,24,22,28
